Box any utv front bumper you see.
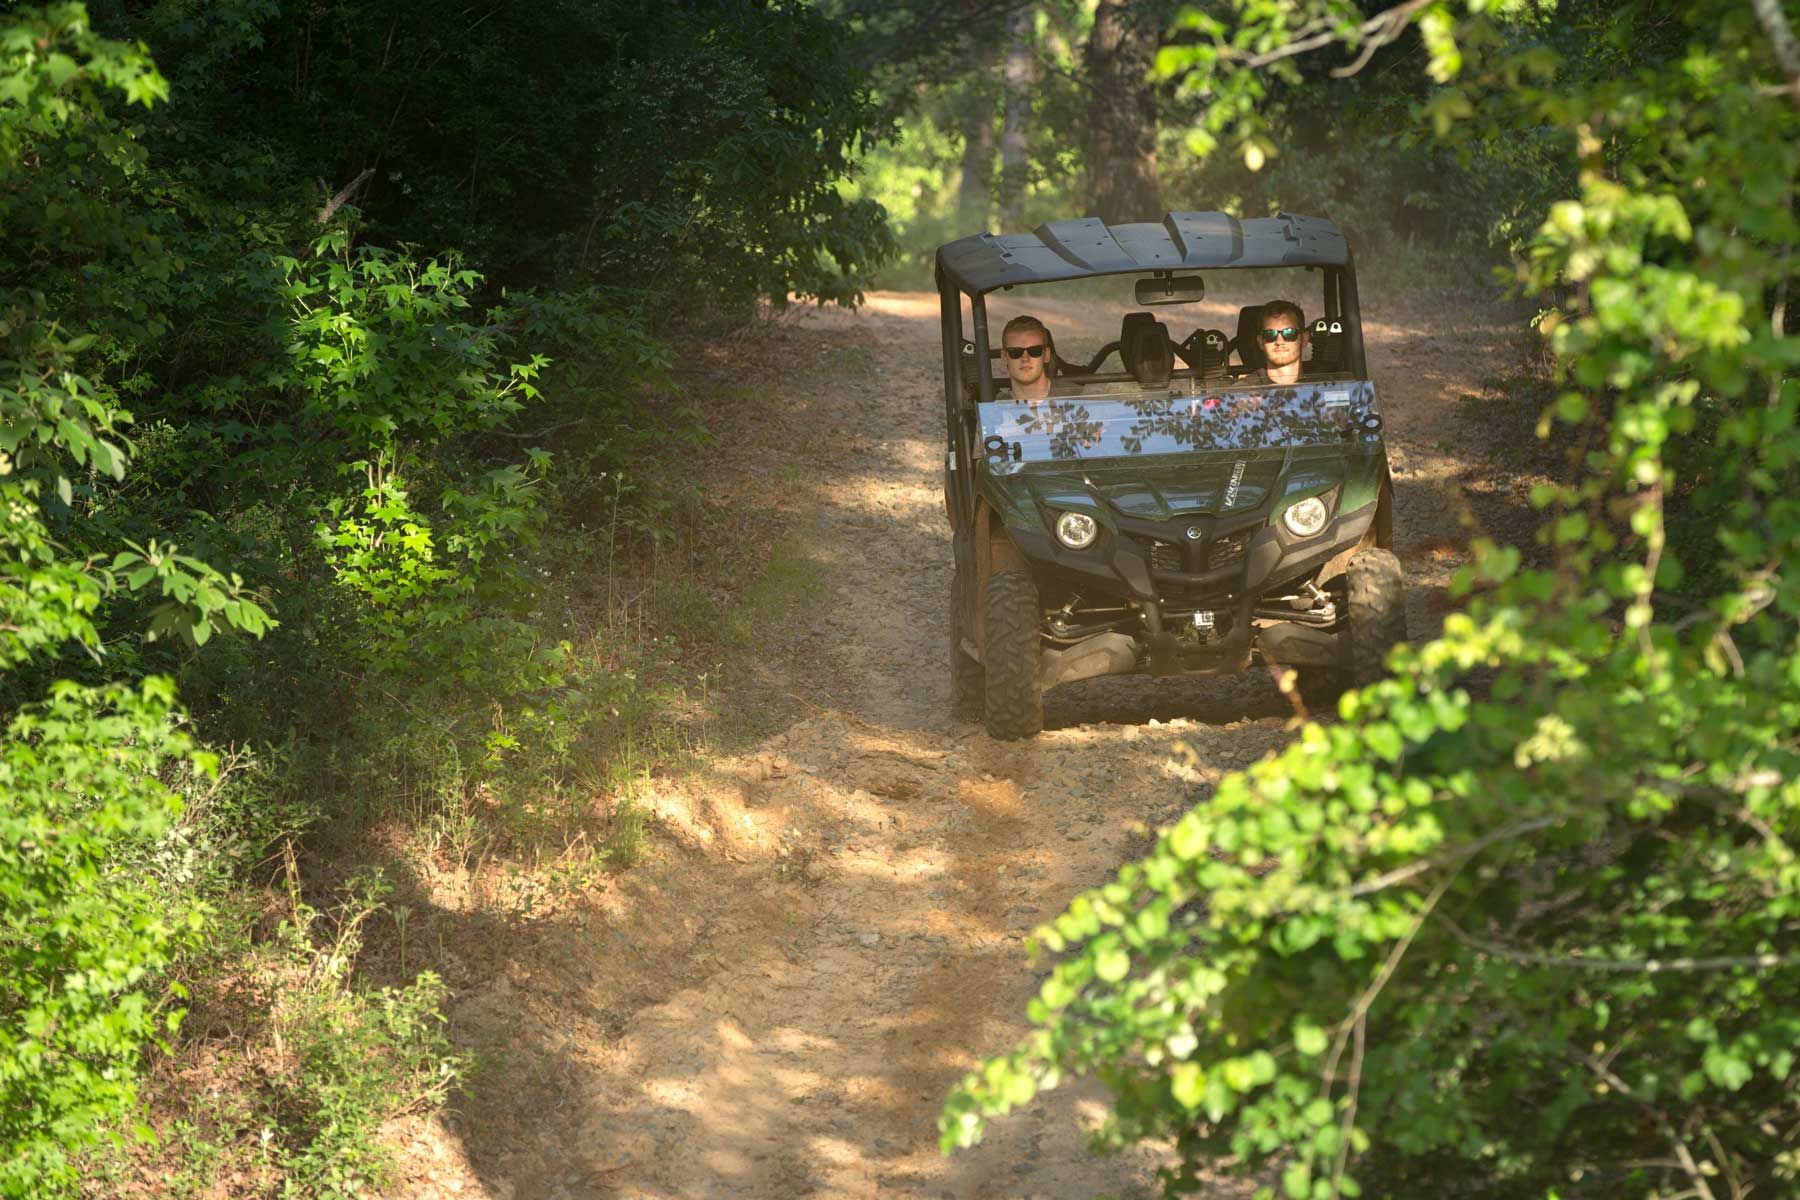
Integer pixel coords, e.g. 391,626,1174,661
1015,500,1377,686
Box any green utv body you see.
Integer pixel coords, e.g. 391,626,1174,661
939,212,1406,738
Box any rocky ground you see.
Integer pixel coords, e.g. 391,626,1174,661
387,283,1555,1199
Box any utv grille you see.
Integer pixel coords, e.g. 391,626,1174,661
1148,540,1184,573
1208,530,1252,570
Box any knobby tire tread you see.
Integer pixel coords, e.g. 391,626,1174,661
1295,548,1408,712
981,571,1044,739
1346,547,1408,686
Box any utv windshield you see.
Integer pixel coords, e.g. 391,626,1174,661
979,381,1381,468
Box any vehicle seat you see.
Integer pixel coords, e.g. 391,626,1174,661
1308,318,1343,373
1119,312,1157,365
1178,328,1230,380
1233,305,1266,371
1122,317,1174,387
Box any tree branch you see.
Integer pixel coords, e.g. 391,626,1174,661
1347,812,1566,896
1332,0,1433,78
1436,911,1799,973
1577,1049,1718,1200
1226,0,1436,75
1323,873,1453,1192
1749,0,1800,109
316,168,376,226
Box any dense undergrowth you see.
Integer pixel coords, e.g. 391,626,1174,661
0,2,884,1195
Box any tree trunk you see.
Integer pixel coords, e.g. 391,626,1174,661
957,76,998,233
998,2,1033,231
1084,0,1161,224
953,1,1007,234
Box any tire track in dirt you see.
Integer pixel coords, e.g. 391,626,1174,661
408,286,1536,1200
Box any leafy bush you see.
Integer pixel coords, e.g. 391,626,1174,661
259,871,459,1198
945,3,1800,1197
0,13,271,1194
0,680,211,1196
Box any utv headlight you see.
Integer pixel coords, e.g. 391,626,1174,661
1281,496,1330,538
1055,510,1099,550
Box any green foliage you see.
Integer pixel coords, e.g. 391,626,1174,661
0,12,272,1194
259,872,459,1198
945,2,1800,1197
3,0,891,1191
276,234,551,682
79,872,460,1200
0,679,211,1196
91,0,894,307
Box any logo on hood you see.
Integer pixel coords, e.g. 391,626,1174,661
1222,459,1247,508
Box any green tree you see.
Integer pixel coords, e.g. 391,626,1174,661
943,2,1800,1197
0,8,271,1193
89,0,895,307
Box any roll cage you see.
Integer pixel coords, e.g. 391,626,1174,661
937,211,1371,534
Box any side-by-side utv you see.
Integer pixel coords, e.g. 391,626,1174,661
940,211,1406,738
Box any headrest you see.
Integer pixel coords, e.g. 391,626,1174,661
1123,319,1174,387
1120,311,1158,353
1235,305,1265,370
1180,328,1230,378
1309,317,1345,371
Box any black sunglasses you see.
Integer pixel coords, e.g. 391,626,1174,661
1003,344,1048,359
1260,327,1302,343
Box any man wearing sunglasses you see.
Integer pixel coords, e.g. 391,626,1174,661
999,314,1081,400
1256,300,1309,386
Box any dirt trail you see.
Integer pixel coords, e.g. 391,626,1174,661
403,287,1540,1200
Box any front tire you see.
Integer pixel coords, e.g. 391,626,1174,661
1344,546,1407,684
980,570,1044,739
1295,547,1408,711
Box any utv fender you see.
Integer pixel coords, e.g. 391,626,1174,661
1314,472,1394,586
974,500,1030,586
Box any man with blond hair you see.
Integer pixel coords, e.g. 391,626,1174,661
1255,299,1308,386
999,314,1081,400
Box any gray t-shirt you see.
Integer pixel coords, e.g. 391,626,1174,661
1009,378,1085,400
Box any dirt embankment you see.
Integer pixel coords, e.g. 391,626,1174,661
388,285,1547,1200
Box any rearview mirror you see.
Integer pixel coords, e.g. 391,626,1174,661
1135,273,1205,305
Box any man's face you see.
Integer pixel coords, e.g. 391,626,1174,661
1260,311,1306,371
1002,327,1050,389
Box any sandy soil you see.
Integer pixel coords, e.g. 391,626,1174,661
387,285,1549,1200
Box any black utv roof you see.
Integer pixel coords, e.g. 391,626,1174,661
937,211,1348,294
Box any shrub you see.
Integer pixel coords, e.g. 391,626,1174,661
0,679,212,1196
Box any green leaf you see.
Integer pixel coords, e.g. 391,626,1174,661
1294,1021,1329,1058
1703,1045,1753,1092
1171,1062,1205,1110
1094,945,1130,983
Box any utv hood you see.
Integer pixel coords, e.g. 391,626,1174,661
1021,455,1294,519
981,384,1378,510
